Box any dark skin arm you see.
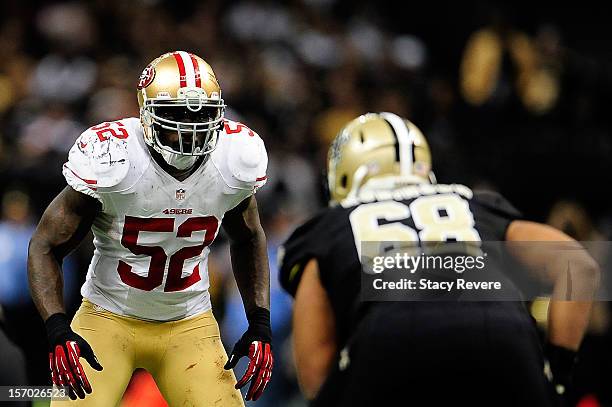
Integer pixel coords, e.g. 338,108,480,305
28,186,100,320
222,195,274,400
222,195,270,313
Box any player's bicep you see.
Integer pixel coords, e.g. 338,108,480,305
31,186,100,259
222,195,264,243
293,259,337,400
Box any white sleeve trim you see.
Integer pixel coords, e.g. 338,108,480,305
62,163,101,200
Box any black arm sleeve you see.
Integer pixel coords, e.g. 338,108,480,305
470,190,523,241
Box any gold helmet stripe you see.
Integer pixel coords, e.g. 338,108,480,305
380,112,413,176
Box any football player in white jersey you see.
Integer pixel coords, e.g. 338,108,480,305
28,51,273,406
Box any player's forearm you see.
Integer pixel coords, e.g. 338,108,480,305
548,301,593,350
297,361,332,400
506,221,600,349
294,330,336,400
293,259,337,400
229,227,271,313
28,236,66,320
547,256,599,350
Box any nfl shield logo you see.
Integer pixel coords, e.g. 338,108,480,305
176,189,186,201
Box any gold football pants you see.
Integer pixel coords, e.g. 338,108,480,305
51,299,244,407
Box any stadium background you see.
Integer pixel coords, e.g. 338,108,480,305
0,0,611,406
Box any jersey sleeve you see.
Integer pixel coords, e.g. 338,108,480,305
278,211,331,297
63,131,100,200
471,190,523,240
62,123,130,201
211,121,268,197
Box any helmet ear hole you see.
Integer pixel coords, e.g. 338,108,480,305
340,174,348,188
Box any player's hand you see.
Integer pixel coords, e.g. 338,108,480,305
224,307,273,401
545,342,577,399
45,313,103,400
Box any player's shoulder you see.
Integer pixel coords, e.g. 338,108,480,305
279,206,349,295
470,189,522,219
468,189,523,240
78,117,141,146
211,118,268,192
65,118,145,189
283,205,349,248
282,208,329,250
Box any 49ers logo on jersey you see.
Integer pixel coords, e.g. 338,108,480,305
163,208,193,215
137,65,156,89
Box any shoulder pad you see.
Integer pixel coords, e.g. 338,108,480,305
64,120,137,195
212,119,268,193
472,190,522,219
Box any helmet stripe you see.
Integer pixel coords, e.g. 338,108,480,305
177,51,196,87
173,52,187,88
189,53,202,88
380,112,413,176
382,118,401,162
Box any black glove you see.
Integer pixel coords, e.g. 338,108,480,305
545,342,577,397
224,307,273,401
46,313,103,400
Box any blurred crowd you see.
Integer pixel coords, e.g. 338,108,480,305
1,0,612,406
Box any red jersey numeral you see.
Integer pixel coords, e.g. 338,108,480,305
117,216,219,292
90,121,129,141
224,120,254,137
165,216,219,292
118,217,173,291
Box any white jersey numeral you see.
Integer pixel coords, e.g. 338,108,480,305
349,193,481,258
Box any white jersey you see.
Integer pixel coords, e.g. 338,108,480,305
63,118,267,321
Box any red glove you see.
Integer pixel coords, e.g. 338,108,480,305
46,313,103,400
224,307,273,401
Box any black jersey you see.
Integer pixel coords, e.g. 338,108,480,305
279,184,523,347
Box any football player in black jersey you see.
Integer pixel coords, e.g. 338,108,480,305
278,113,599,406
